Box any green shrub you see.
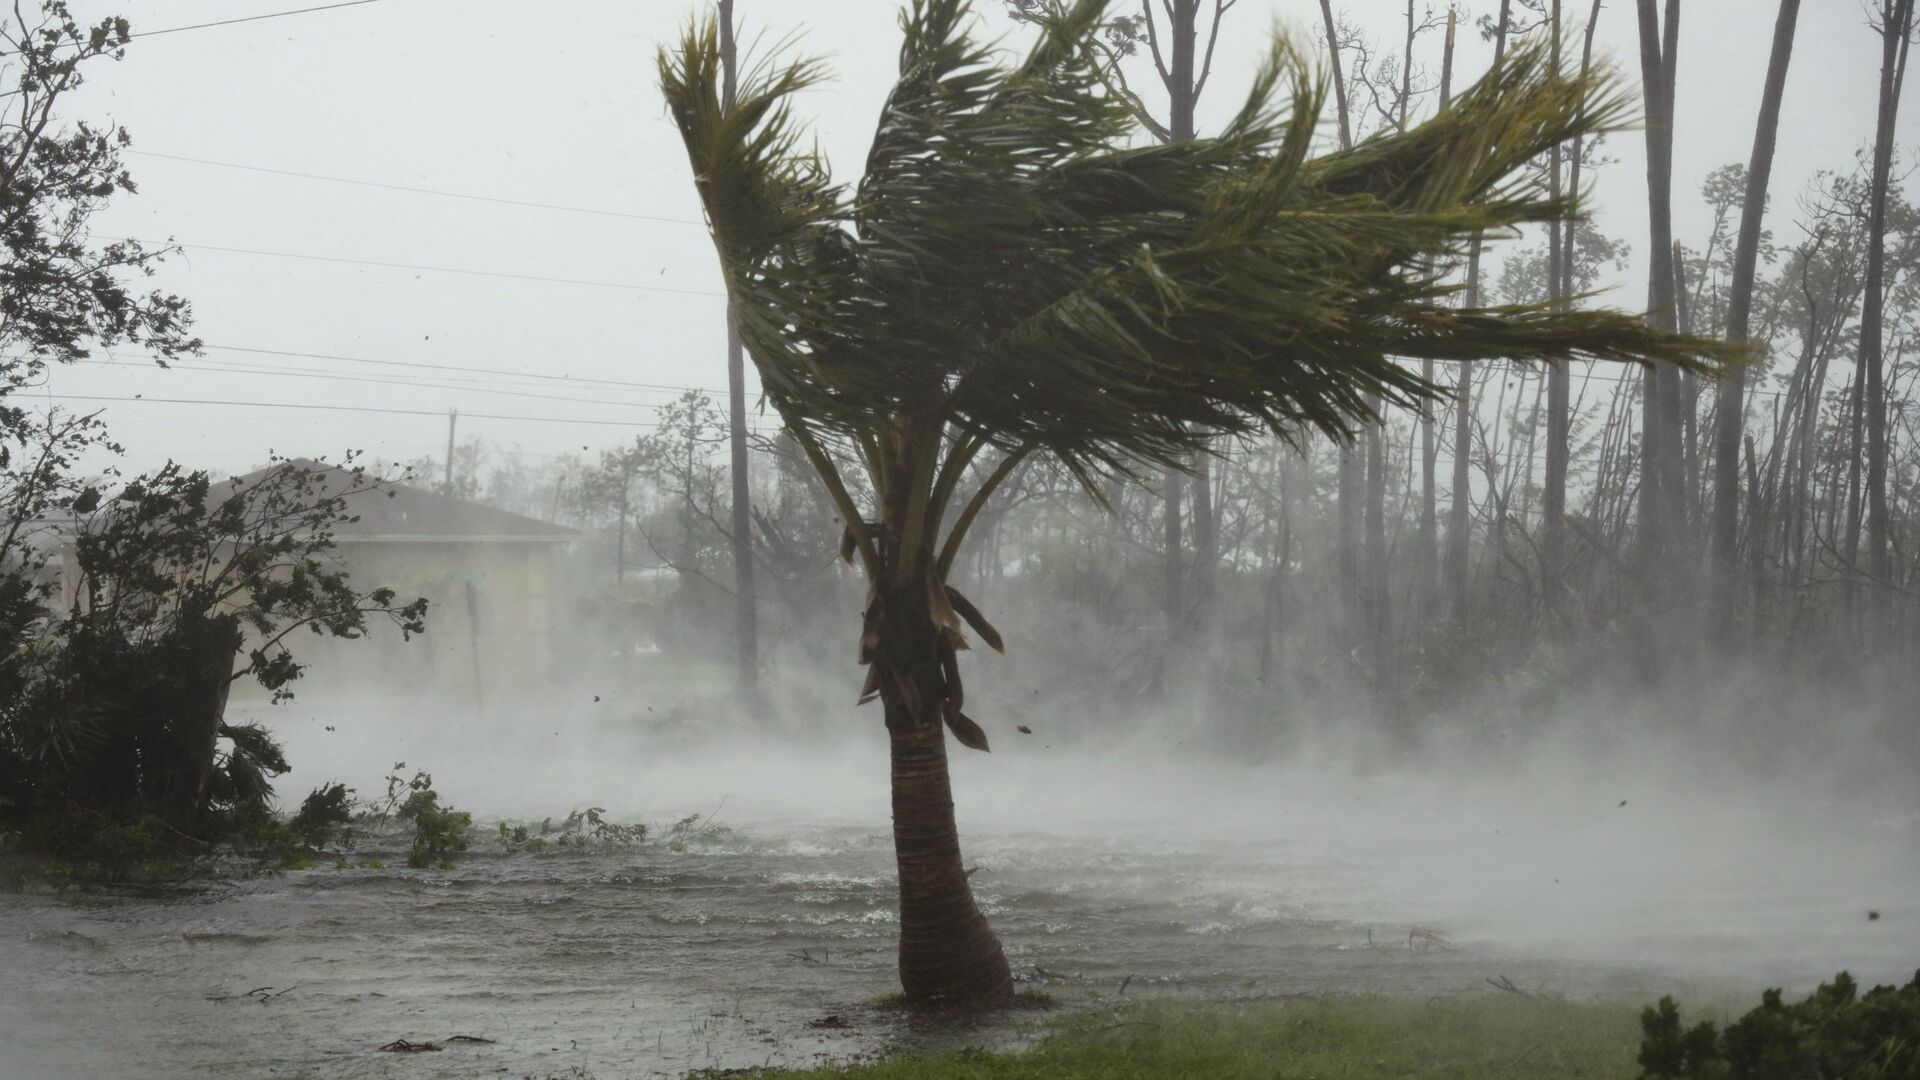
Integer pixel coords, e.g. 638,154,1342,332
288,783,355,851
394,772,470,869
2,458,427,862
1639,971,1920,1079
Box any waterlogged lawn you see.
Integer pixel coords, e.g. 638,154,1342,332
732,996,1645,1079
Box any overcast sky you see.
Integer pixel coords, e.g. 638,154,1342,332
35,0,1917,482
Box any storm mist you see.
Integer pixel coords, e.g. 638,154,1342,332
6,0,1920,1077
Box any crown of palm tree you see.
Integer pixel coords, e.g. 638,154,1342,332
660,0,1726,585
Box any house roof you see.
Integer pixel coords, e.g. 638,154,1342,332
229,459,577,543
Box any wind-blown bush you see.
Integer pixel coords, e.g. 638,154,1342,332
1639,971,1920,1079
0,457,427,860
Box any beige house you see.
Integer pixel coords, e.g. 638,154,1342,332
232,461,578,692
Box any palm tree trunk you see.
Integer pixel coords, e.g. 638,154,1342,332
1449,0,1508,625
862,553,1013,1007
882,644,1012,1006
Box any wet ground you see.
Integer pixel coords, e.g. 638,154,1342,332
3,708,1916,1079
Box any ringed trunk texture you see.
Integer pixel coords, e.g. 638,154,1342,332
869,577,1012,1007
884,681,1013,1006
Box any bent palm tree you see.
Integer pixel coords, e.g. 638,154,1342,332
660,0,1724,1006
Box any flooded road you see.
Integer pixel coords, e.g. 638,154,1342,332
4,707,1916,1078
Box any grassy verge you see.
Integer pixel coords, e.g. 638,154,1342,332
730,995,1646,1079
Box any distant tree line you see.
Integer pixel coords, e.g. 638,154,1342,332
437,1,1917,761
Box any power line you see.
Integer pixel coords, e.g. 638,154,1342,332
43,392,783,433
129,0,388,41
72,356,686,409
46,393,666,428
196,343,717,394
101,236,726,297
128,150,705,227
2,0,387,59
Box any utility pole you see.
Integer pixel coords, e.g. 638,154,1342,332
1543,0,1567,608
719,0,760,691
444,408,457,493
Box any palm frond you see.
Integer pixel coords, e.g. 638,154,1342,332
660,0,1729,530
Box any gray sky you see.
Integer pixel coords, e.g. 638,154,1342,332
38,0,1916,480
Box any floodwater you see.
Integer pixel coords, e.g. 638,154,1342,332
3,696,1916,1079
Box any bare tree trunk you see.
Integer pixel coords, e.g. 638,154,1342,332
1261,449,1293,682
1419,8,1456,627
1367,0,1416,702
1566,0,1601,305
1320,0,1364,648
1675,245,1699,525
1712,0,1800,644
616,481,629,583
1157,1,1210,630
720,0,759,689
1367,412,1394,706
1862,0,1914,625
1162,467,1183,623
173,617,244,836
1543,0,1569,609
1318,0,1353,150
1635,0,1685,640
1338,442,1362,644
1845,364,1867,591
1450,0,1510,625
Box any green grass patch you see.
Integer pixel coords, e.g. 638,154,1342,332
751,995,1645,1079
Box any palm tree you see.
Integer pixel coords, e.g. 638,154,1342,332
659,0,1724,1007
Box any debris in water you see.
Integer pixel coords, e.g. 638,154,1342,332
377,1039,442,1053
445,1035,495,1044
807,1014,852,1029
1486,974,1531,998
1016,725,1032,733
1869,911,1882,921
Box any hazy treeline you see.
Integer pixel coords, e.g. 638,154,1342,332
415,1,1917,759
